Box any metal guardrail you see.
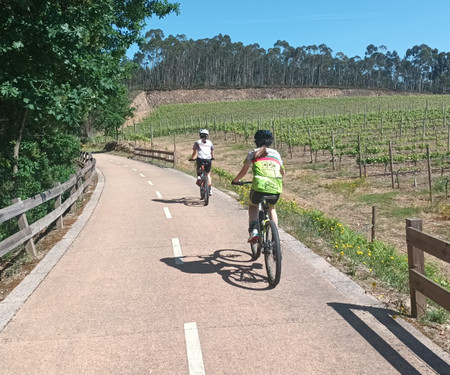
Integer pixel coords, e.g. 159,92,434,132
0,152,96,258
406,218,450,318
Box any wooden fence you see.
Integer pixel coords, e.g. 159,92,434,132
0,152,96,258
406,218,450,318
133,147,176,166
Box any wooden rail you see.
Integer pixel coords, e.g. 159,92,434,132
0,152,96,258
133,147,176,166
406,218,450,319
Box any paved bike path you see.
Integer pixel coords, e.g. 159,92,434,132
0,153,449,374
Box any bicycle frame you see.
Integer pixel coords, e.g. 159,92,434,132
256,200,270,246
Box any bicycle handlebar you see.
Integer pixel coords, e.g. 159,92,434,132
231,180,252,185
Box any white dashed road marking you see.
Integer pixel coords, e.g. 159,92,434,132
139,173,145,178
172,238,184,265
156,191,162,198
184,322,205,375
147,180,153,186
163,207,172,219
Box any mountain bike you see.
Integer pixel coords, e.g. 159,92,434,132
190,159,210,206
231,180,282,287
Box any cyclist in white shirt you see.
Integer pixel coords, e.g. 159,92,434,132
190,129,214,195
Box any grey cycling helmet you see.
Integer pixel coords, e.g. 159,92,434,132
199,129,209,138
254,129,273,147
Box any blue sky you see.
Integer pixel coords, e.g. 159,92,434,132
127,0,449,59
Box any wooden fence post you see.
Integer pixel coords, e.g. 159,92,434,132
331,131,336,171
358,134,362,178
406,218,427,319
371,206,376,242
77,175,83,201
11,198,37,257
70,175,77,213
389,141,394,189
173,133,177,167
426,145,433,202
54,182,63,230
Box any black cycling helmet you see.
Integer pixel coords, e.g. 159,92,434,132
254,129,273,147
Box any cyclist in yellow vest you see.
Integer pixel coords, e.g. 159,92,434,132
232,130,285,243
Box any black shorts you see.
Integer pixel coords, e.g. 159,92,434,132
196,159,211,174
249,190,280,206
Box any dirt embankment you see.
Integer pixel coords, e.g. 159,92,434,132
124,87,409,127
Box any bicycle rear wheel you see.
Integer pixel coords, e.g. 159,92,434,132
264,220,282,287
202,173,209,206
199,178,205,200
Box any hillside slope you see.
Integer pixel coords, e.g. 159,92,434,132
125,87,409,127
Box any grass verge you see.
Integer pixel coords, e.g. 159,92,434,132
211,166,450,324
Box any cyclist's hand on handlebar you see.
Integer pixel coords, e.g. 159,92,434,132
231,180,242,185
189,158,195,161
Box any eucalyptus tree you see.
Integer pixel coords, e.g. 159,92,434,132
405,44,435,92
317,44,333,86
131,32,450,94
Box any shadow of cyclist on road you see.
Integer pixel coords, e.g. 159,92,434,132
152,197,206,206
160,249,271,290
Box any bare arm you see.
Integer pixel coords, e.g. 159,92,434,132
190,142,198,159
233,162,251,183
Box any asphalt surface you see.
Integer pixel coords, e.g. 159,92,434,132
0,153,449,375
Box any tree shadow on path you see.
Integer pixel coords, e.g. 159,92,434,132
160,249,272,290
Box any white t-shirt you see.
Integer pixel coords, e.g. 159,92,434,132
193,139,214,159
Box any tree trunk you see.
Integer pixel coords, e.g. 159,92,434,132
13,108,29,176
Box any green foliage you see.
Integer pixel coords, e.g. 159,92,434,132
424,305,449,324
0,0,179,243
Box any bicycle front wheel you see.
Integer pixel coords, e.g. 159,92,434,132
264,220,282,287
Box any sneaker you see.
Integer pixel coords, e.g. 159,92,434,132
196,177,201,186
247,229,259,243
209,188,213,196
